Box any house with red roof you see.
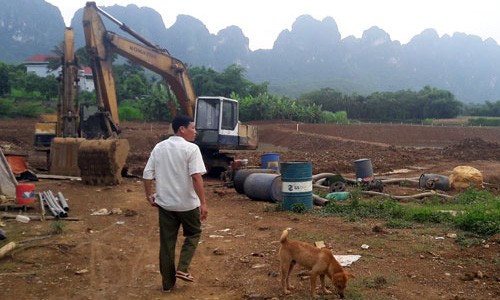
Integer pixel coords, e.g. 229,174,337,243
23,54,59,77
23,54,94,92
78,66,95,92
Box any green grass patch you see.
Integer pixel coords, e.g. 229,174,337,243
0,97,53,118
468,117,500,127
455,232,485,248
51,220,65,235
290,203,308,213
319,188,500,237
385,219,415,229
362,275,390,289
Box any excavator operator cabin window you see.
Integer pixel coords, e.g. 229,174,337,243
221,100,237,130
196,99,219,130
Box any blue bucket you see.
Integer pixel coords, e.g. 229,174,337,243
261,153,280,172
354,158,373,181
243,173,282,202
281,161,313,211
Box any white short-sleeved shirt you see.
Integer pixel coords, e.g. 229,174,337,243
143,136,206,211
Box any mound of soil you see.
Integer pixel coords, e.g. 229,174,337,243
444,137,500,161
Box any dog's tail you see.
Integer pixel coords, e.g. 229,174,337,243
280,228,290,244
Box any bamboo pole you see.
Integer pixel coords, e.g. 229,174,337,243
0,214,81,221
0,242,16,259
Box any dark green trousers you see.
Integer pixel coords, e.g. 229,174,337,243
158,206,201,290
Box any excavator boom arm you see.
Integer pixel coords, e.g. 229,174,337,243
83,2,120,125
83,1,196,117
106,32,196,117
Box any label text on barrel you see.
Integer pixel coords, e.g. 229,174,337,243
282,181,312,193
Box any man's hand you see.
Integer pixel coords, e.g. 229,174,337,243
147,195,157,207
191,173,207,220
143,179,156,207
200,203,208,221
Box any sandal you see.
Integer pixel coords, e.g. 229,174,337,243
176,271,194,282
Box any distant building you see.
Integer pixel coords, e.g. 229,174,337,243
23,54,59,77
23,54,95,92
78,66,95,92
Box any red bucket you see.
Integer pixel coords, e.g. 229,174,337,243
16,183,36,205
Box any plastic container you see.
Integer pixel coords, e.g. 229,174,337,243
354,158,374,181
16,183,36,205
16,215,30,223
326,192,350,201
261,153,280,172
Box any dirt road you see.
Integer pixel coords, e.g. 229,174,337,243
0,119,499,299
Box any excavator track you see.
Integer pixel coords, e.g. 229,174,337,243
77,139,130,185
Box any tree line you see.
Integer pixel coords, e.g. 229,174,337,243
299,86,464,122
1,58,499,123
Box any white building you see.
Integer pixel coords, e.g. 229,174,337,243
23,54,60,77
78,66,95,92
23,55,95,92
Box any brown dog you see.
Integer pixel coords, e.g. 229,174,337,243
279,229,354,298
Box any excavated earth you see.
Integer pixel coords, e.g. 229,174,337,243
0,118,499,300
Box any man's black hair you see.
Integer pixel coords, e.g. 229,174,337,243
172,115,194,133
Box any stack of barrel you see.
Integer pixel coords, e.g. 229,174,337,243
233,153,313,211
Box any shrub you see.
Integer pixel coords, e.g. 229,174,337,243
468,117,500,127
119,104,144,121
51,220,65,234
454,206,500,236
0,98,14,117
291,203,307,214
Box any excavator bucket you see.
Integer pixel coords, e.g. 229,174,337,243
77,139,130,185
49,137,86,177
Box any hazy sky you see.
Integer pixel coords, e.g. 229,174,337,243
45,0,500,51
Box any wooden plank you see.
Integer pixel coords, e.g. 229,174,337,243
35,174,81,181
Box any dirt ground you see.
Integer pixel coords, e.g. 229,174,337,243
0,119,499,300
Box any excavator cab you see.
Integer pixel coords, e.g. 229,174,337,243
194,96,257,174
195,97,239,150
195,96,257,151
79,103,120,139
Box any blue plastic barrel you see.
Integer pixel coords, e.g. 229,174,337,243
281,161,313,211
243,173,282,202
261,153,280,172
354,158,373,181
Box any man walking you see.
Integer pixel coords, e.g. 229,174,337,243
143,115,207,292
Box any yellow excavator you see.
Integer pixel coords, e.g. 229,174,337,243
82,2,257,175
35,2,257,184
34,25,129,185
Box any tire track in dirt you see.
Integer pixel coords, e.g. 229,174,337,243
74,219,159,298
124,223,158,291
273,126,394,148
